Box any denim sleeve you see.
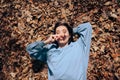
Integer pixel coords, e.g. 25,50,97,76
26,41,48,62
73,22,92,55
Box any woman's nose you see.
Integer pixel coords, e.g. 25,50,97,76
59,33,64,37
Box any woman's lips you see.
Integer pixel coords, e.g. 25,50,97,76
58,36,66,41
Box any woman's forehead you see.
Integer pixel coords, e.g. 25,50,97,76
56,26,68,30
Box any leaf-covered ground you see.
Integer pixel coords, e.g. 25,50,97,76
0,0,120,80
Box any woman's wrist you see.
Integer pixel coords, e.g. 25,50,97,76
44,40,50,45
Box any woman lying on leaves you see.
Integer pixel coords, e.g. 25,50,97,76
26,21,92,80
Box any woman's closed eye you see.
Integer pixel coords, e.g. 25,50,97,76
63,29,66,33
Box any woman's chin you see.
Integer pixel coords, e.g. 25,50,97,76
58,41,68,47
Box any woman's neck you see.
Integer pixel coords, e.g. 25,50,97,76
58,43,68,48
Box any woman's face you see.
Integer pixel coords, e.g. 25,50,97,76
56,26,70,47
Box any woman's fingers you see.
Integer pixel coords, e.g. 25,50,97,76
44,35,55,44
50,35,58,43
44,34,62,44
51,35,55,42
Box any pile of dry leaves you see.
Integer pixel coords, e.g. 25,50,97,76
0,0,120,80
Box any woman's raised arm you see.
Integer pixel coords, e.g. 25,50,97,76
73,22,92,55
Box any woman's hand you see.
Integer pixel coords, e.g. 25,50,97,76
44,34,60,44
